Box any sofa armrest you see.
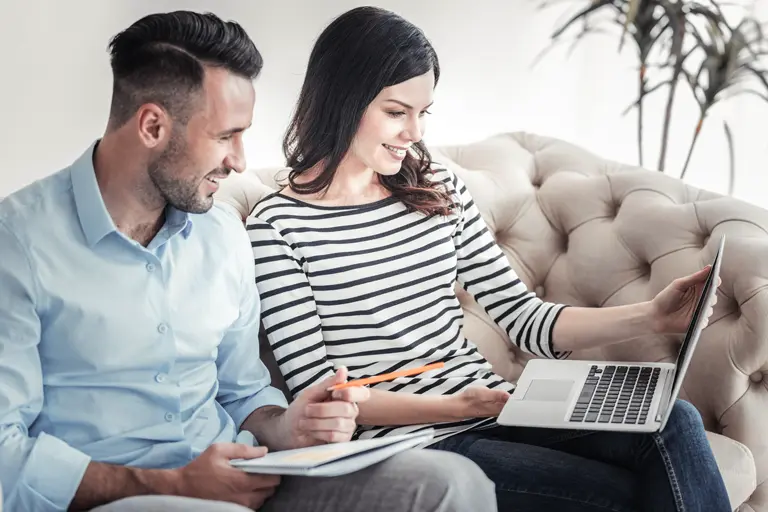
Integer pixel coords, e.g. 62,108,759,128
435,132,768,510
525,134,768,511
686,236,768,511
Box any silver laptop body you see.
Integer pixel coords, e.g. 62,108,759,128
497,235,725,433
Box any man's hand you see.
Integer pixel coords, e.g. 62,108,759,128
281,366,370,449
172,443,281,510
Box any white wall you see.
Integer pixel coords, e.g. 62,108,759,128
1,0,766,206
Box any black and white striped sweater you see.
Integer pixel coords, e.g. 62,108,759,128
245,167,569,442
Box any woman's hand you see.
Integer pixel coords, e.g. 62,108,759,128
450,387,511,420
280,367,370,449
650,266,721,334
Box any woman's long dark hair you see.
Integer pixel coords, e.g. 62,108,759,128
282,6,455,216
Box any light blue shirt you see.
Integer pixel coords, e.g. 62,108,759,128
0,142,288,511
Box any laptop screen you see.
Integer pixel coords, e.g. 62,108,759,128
668,235,725,400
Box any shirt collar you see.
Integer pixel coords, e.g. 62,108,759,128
71,141,193,247
166,206,194,239
71,141,116,247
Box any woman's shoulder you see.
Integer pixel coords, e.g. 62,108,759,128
426,161,453,181
248,191,297,222
426,162,462,191
426,163,470,211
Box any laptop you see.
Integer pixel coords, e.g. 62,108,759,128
497,235,725,433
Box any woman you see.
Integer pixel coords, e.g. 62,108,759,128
245,6,730,511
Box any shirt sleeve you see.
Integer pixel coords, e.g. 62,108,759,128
215,215,289,429
245,216,336,398
444,169,572,360
0,220,92,512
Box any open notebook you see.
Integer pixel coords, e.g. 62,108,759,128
230,429,435,477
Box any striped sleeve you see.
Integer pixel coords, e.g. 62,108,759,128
445,169,571,359
245,216,335,397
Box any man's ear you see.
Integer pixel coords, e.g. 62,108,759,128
136,103,171,149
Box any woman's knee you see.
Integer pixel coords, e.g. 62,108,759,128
393,449,498,512
667,399,705,432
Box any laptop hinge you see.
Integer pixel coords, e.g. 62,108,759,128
655,368,676,423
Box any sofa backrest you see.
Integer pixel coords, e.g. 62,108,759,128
215,133,768,512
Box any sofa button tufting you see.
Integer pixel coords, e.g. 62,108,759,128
750,372,764,384
608,200,620,218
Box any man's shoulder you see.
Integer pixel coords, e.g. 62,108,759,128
190,202,252,258
0,168,75,236
194,201,248,237
189,203,257,285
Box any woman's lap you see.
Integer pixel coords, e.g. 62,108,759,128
431,428,637,512
430,399,731,512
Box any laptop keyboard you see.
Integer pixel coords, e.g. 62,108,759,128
569,365,660,425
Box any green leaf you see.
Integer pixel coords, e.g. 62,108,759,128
686,21,717,58
736,18,766,60
551,0,613,38
531,23,614,69
681,68,707,108
723,120,735,196
732,89,768,103
744,64,768,94
621,79,674,115
624,0,642,29
647,19,671,50
538,0,587,9
620,0,643,51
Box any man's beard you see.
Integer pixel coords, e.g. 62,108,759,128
147,135,217,214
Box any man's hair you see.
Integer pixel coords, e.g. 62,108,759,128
107,11,263,128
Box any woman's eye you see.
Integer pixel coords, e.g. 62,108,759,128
386,111,406,118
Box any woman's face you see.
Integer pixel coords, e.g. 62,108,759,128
349,70,435,176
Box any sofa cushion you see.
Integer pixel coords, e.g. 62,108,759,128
707,431,757,510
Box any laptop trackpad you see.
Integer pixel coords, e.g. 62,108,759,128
523,379,574,402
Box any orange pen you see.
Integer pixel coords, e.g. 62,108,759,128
328,362,445,391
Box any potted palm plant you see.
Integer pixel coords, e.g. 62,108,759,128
537,0,768,194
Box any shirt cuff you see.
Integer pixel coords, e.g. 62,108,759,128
547,304,572,360
15,432,91,511
227,386,289,430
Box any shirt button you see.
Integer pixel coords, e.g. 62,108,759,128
155,373,167,383
157,323,168,334
146,263,156,272
164,412,174,422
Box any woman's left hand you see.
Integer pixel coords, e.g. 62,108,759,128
649,266,721,334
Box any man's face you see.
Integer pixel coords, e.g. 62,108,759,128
148,67,255,214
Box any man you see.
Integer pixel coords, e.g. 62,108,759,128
0,11,497,512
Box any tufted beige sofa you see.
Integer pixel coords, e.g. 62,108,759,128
215,132,767,511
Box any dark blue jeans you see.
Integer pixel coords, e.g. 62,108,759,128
430,399,731,512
